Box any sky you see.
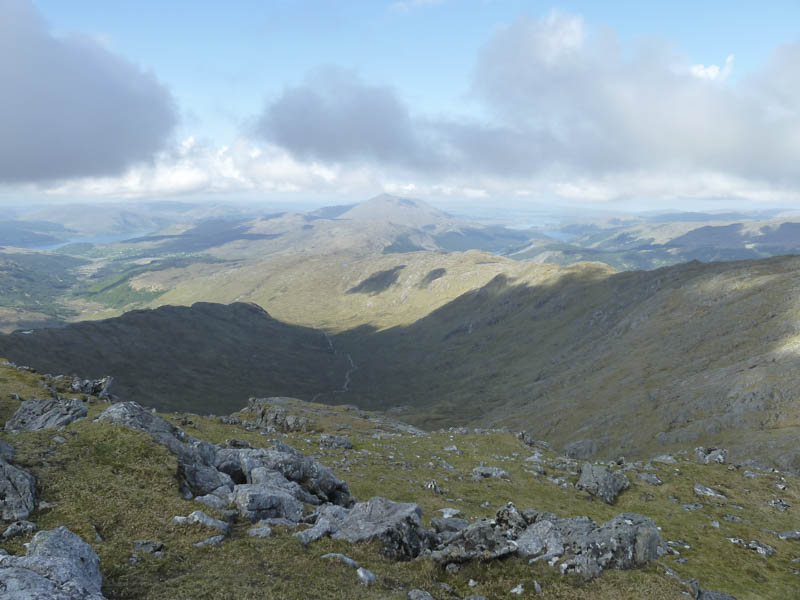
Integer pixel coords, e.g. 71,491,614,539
1,0,799,211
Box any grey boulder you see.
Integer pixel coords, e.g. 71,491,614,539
5,398,87,432
247,398,310,432
559,513,662,579
431,519,518,564
576,463,629,504
0,526,106,599
0,457,36,521
298,497,438,560
695,447,728,465
331,497,439,560
215,447,352,506
471,466,510,481
232,484,304,524
320,434,353,449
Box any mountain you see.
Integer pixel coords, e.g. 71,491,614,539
4,255,800,475
517,214,800,270
0,302,349,414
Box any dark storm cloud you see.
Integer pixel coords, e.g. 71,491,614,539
0,0,177,183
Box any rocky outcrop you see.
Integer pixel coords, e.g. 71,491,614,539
471,466,510,481
0,457,36,521
96,402,232,496
431,503,663,580
320,434,353,449
696,447,728,465
576,462,629,504
296,497,439,560
97,402,352,530
0,526,106,599
5,398,87,432
68,376,116,401
215,446,353,507
246,398,311,432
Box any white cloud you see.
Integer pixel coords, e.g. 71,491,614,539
690,54,734,81
10,10,800,210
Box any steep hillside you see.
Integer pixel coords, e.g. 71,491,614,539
3,256,800,475
0,302,349,414
338,255,800,471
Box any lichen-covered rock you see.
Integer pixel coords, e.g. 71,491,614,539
320,434,353,449
69,376,116,401
694,484,727,500
216,446,352,506
5,398,87,432
695,447,728,465
298,497,438,559
559,513,662,579
471,466,510,481
576,463,630,504
0,457,36,521
0,526,106,599
432,504,661,581
331,497,439,560
2,519,36,540
431,519,517,564
247,398,311,432
232,484,304,524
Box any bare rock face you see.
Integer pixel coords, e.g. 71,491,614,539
576,463,630,504
247,398,311,432
0,526,106,599
5,398,87,432
215,447,353,507
0,457,36,521
232,484,305,524
559,513,662,579
295,497,439,560
432,503,662,581
695,447,728,465
330,498,440,560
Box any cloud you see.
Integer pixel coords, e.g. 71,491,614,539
19,8,800,209
245,11,800,206
254,66,434,168
0,0,177,183
690,55,734,81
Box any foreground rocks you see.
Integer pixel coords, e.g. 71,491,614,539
575,462,630,504
0,526,106,599
0,457,36,521
431,502,663,580
97,402,353,530
5,398,87,432
297,497,439,560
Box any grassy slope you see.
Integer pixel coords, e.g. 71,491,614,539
338,255,800,469
1,363,798,599
3,255,800,472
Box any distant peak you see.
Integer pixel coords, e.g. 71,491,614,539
366,193,418,207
